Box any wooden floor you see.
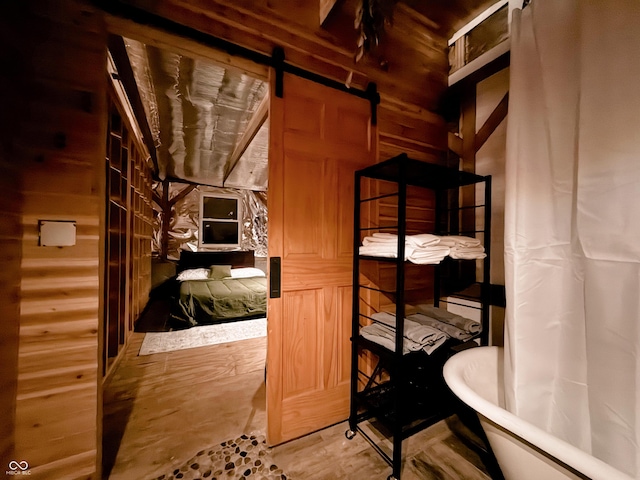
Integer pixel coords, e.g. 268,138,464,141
103,327,501,480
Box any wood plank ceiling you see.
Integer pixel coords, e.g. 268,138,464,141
402,0,504,39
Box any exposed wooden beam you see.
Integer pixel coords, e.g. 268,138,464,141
447,51,510,98
152,191,163,208
460,86,476,174
157,182,197,260
169,184,196,207
160,178,170,261
459,85,477,285
107,34,158,171
395,3,441,32
104,14,269,81
448,132,463,157
319,0,339,25
475,92,508,152
223,92,269,185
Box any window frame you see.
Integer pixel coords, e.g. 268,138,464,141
198,192,243,249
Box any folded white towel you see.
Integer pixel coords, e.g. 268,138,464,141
451,245,485,252
360,244,449,264
449,251,487,260
364,233,441,247
361,239,394,247
437,238,456,247
441,235,482,247
449,243,486,259
371,232,397,240
408,245,450,255
359,244,415,259
407,257,448,265
360,233,487,264
405,233,441,248
359,246,397,258
407,246,450,264
362,233,398,245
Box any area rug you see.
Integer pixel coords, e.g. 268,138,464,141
151,434,289,480
139,317,267,355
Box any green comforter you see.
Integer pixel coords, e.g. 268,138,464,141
170,276,267,328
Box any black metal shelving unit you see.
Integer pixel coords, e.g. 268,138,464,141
346,153,492,480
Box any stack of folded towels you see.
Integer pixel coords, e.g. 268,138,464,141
437,235,486,260
359,232,449,264
409,304,481,341
360,311,448,355
360,305,482,355
358,233,485,263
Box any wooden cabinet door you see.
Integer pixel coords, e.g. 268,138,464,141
266,72,376,444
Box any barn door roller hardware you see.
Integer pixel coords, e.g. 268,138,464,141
272,47,285,99
96,1,379,123
271,47,379,124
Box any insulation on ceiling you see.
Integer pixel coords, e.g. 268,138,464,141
124,38,269,191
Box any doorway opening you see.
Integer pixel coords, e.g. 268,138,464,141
102,27,270,480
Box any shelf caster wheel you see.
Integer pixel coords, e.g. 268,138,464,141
345,429,356,440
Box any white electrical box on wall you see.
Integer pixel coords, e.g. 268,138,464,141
39,220,76,247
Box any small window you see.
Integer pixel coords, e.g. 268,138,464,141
448,2,510,75
199,194,242,248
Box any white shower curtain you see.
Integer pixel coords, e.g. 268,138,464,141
504,1,640,477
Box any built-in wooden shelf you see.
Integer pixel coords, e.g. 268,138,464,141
104,91,154,378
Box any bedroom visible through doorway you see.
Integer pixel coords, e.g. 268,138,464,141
102,29,270,479
117,32,270,333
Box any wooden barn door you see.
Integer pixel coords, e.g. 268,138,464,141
266,72,376,444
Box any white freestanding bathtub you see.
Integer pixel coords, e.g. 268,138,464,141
443,346,634,480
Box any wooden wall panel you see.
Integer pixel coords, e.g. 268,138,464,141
104,92,154,377
335,285,353,385
0,0,457,476
0,1,107,479
282,154,323,258
282,289,320,396
114,0,450,164
0,10,24,467
0,165,22,472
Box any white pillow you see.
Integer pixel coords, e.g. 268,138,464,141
176,268,210,281
230,267,266,279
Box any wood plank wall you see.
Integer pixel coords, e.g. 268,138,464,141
0,0,455,477
104,91,154,377
1,1,107,478
114,0,450,163
0,9,23,469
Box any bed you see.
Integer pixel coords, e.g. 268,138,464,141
169,250,267,328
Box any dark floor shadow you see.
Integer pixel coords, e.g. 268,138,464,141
134,296,172,332
102,294,174,477
135,278,179,332
102,388,138,479
243,380,266,433
447,403,505,480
